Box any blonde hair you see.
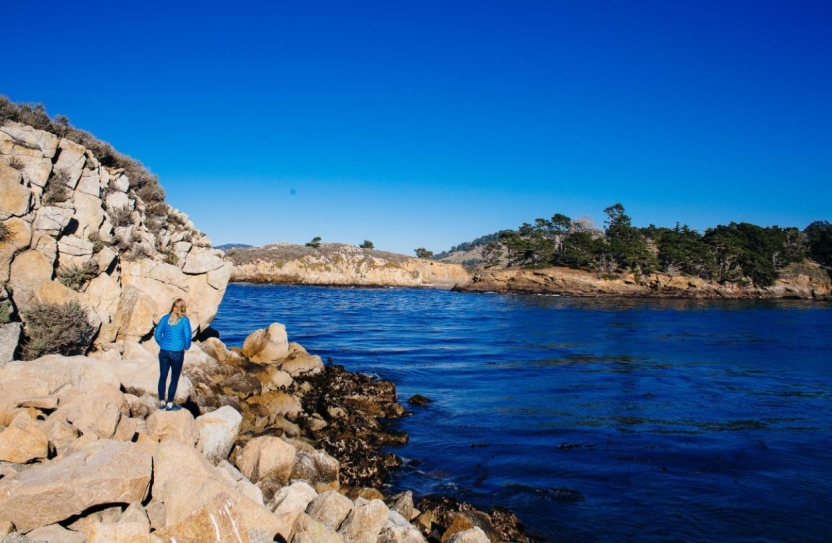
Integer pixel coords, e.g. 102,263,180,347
168,298,187,325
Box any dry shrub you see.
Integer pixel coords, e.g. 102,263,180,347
109,205,132,227
6,156,25,170
57,261,100,291
43,169,72,205
0,222,10,244
21,301,95,360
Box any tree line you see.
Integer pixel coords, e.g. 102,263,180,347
478,204,832,287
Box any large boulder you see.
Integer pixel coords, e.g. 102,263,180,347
152,439,287,540
242,323,289,363
0,413,49,463
0,354,120,394
145,407,200,446
8,249,54,309
0,217,32,283
306,491,354,532
269,481,319,538
0,439,152,532
338,499,391,543
154,492,251,543
197,405,243,464
235,436,297,484
55,384,129,439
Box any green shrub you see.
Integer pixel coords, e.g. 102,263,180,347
359,240,374,249
57,261,100,291
21,301,95,360
0,222,10,244
306,236,322,248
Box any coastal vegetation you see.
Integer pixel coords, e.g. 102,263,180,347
19,301,95,360
445,204,830,287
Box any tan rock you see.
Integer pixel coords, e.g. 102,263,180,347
270,481,318,538
0,162,30,220
182,250,225,274
0,439,152,532
198,337,229,363
15,393,59,410
54,138,87,188
112,286,159,342
72,191,106,239
93,245,118,273
305,490,354,532
32,230,58,263
0,355,120,394
291,447,340,492
26,523,86,543
114,416,140,442
292,514,346,543
0,379,50,410
76,169,101,197
444,527,490,543
280,351,324,378
57,235,95,269
154,492,250,543
18,155,54,188
8,249,53,309
0,217,32,283
33,205,75,236
0,414,49,463
235,435,297,484
0,122,59,158
379,510,426,543
145,407,200,446
197,405,243,464
0,520,11,536
59,384,129,439
43,417,80,456
153,440,287,539
242,323,289,363
338,499,390,543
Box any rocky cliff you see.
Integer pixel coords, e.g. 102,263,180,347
228,243,471,288
455,261,832,300
0,120,232,358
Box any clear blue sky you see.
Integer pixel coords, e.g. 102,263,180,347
3,0,830,254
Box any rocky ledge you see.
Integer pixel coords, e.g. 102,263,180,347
454,261,831,300
227,244,470,289
0,321,539,543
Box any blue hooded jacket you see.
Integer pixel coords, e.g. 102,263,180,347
154,314,192,352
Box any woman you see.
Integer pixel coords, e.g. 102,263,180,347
154,298,192,411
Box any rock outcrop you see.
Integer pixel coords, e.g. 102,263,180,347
0,120,232,357
227,243,470,289
455,261,832,300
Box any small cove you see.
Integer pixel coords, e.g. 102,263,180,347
213,284,832,542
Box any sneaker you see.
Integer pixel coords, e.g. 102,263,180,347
166,404,182,412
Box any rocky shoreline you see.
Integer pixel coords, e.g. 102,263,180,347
453,262,832,301
0,322,541,543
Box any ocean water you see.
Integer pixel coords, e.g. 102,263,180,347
212,284,832,542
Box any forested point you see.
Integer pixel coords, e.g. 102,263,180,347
445,204,832,287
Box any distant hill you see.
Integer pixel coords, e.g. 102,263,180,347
224,243,470,288
215,243,253,251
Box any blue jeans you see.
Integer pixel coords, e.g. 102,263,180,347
158,349,184,403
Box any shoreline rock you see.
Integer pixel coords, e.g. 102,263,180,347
0,327,540,543
453,261,832,301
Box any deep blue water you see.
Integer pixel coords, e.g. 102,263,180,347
213,284,832,542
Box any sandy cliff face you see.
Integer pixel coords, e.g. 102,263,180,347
0,120,232,355
228,243,471,288
455,261,831,300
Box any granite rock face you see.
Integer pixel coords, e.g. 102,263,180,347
0,120,232,359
